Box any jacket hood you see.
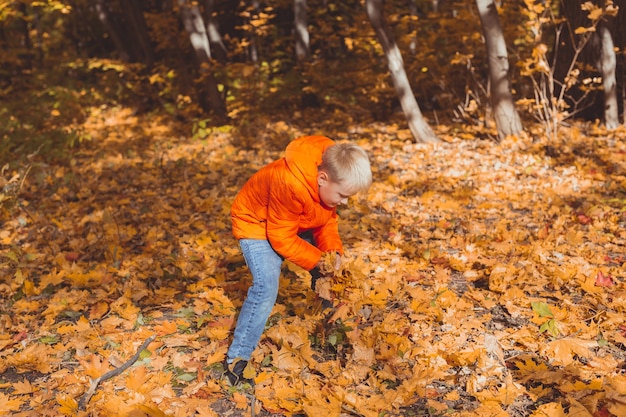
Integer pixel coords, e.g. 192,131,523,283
284,135,335,201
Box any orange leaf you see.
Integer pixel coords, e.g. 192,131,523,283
89,301,109,320
126,365,150,392
232,391,249,410
6,343,54,373
12,379,36,394
154,320,178,335
56,394,78,415
78,353,111,378
541,337,597,366
595,271,614,287
0,392,24,413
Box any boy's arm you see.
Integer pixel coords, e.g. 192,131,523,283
266,188,322,271
312,213,343,255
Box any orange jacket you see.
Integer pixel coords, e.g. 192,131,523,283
231,136,343,270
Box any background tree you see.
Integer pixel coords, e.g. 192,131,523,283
552,0,620,128
2,0,626,154
365,0,439,143
177,0,227,120
203,0,228,63
294,0,310,62
595,22,619,129
476,0,523,139
15,1,33,69
92,0,154,65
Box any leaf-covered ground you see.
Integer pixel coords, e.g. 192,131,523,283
1,107,626,417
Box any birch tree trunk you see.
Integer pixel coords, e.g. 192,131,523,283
476,0,522,139
294,0,310,62
596,24,619,129
203,0,228,63
178,0,227,120
365,0,439,143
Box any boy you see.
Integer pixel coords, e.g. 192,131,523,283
224,135,372,385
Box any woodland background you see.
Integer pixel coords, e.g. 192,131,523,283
1,0,626,416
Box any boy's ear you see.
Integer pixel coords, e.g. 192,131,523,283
317,170,329,186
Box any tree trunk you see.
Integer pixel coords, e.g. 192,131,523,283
16,1,33,69
94,0,131,62
119,0,155,66
203,0,228,63
294,0,310,62
476,0,522,139
365,0,439,143
178,0,228,120
248,0,260,63
596,24,619,129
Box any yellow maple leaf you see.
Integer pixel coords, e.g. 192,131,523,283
540,337,597,366
89,301,110,320
77,353,111,378
153,319,178,335
530,402,567,417
608,401,626,417
56,394,78,415
126,365,150,392
110,293,140,321
469,374,527,406
469,401,511,417
195,406,219,417
232,391,249,410
606,374,626,395
515,357,549,373
135,402,168,417
6,343,54,373
65,270,103,288
300,382,342,417
426,399,449,413
12,379,36,394
338,386,384,417
560,378,603,392
0,392,24,413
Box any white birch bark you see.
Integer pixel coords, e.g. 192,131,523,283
476,0,523,139
365,0,439,143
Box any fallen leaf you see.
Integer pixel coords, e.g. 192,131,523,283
595,271,614,287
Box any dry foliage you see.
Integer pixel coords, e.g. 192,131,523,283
1,108,626,417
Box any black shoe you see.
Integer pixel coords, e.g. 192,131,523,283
311,296,333,314
320,297,333,311
310,267,322,290
223,359,253,386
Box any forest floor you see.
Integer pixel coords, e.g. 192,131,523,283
1,105,626,417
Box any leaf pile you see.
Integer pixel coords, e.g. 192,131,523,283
1,109,626,417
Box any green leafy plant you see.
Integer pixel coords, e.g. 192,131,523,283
532,301,560,337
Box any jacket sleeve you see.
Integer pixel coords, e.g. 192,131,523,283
266,183,322,271
312,213,343,255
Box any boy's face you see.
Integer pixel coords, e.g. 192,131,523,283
317,171,355,208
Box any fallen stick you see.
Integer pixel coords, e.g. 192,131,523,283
79,335,156,409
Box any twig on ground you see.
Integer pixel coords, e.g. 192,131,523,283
249,391,255,417
341,404,365,416
78,335,156,409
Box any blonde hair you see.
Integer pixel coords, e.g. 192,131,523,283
319,142,372,192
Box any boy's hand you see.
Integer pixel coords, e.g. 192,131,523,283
333,252,342,270
317,252,341,274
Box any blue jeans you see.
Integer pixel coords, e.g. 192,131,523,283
226,239,285,362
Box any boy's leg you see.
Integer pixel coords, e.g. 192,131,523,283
299,231,322,290
227,239,283,364
310,266,322,290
